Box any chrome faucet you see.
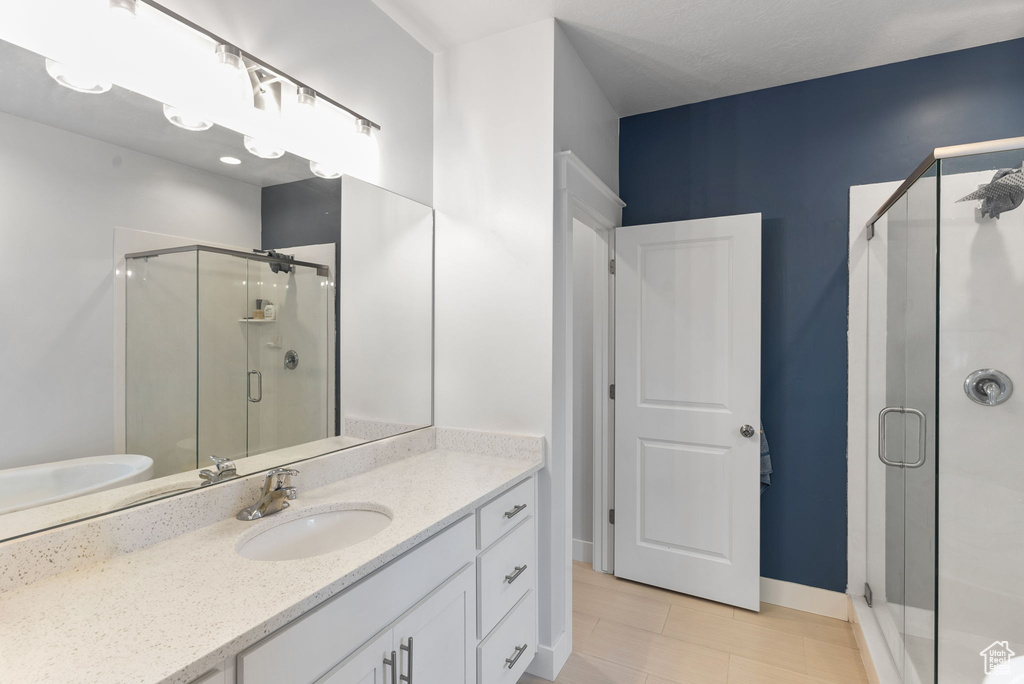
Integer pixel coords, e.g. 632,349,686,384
199,455,237,486
237,468,299,521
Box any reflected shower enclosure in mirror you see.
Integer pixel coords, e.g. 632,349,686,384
0,3,433,542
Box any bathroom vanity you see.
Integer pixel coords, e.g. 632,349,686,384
0,428,543,684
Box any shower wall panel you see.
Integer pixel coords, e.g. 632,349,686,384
937,165,1024,682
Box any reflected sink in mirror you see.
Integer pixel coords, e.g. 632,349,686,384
0,454,154,516
237,506,392,561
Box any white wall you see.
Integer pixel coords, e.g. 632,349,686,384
434,18,619,678
434,18,559,674
0,111,261,470
554,22,620,572
160,0,433,206
434,21,555,442
554,23,620,194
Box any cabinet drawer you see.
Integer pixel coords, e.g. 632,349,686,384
237,515,474,684
478,478,535,550
478,591,537,684
477,518,535,637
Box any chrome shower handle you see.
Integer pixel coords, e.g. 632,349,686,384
878,406,927,469
247,370,262,403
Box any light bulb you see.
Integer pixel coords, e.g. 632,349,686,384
296,86,317,111
310,159,343,179
351,118,380,181
244,135,284,159
163,104,213,131
214,44,254,107
45,59,112,94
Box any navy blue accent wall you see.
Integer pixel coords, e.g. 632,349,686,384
619,38,1024,592
261,177,341,250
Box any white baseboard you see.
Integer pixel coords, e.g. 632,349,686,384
759,577,849,621
572,539,593,564
526,630,571,681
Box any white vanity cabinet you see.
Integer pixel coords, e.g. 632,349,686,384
318,565,475,684
473,478,537,684
214,475,537,684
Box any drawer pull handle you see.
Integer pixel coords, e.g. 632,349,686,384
504,564,528,584
504,503,527,519
400,637,413,683
383,651,397,684
505,644,528,669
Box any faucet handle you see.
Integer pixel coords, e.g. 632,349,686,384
209,455,237,473
263,468,299,491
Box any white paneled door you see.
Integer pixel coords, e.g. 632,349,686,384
613,214,762,611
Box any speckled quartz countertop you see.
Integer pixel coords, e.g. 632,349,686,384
0,444,543,684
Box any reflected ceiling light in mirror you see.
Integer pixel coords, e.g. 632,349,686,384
8,0,383,176
309,159,343,179
163,103,213,131
219,156,242,165
243,135,284,159
44,58,112,94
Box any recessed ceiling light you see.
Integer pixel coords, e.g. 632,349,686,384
220,156,242,165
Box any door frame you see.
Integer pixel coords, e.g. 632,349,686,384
546,150,622,679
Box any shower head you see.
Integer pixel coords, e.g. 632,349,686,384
957,164,1024,219
253,249,294,274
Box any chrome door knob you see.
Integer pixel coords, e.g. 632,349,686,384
740,425,756,438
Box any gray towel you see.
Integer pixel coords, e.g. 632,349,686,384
760,423,773,493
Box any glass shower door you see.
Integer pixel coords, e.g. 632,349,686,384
245,258,329,457
868,167,938,684
197,251,249,465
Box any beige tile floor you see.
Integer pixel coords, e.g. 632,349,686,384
519,562,869,684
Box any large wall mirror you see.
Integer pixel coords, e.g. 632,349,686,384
0,1,433,541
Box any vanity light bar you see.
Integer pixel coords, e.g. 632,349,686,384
140,0,381,132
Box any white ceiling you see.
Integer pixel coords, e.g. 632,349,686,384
372,0,1024,117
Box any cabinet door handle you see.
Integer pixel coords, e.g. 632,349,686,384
504,565,528,584
504,503,527,519
505,644,528,669
400,637,413,683
383,651,397,684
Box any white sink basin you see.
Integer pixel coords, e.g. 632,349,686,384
238,507,392,561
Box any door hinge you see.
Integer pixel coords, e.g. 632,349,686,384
609,384,615,400
609,509,615,525
609,258,616,275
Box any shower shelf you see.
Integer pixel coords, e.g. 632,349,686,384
238,319,277,323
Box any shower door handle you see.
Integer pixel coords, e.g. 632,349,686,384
248,370,263,403
878,406,926,469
